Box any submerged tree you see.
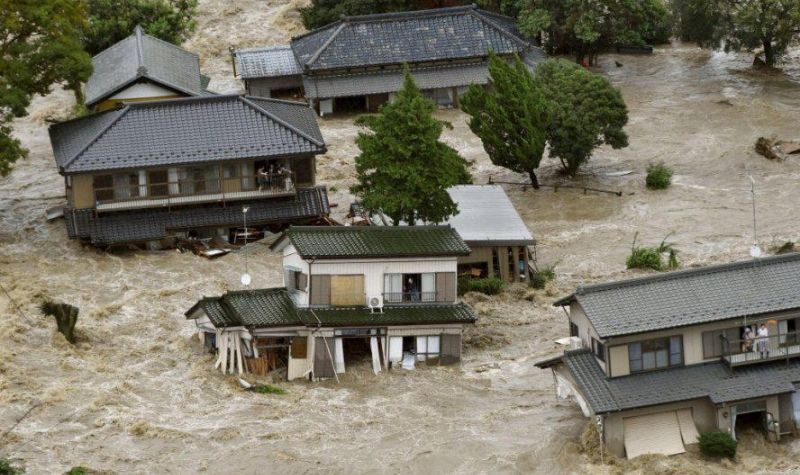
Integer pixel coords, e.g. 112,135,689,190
535,59,628,176
351,68,472,225
461,53,549,188
83,0,198,55
40,301,80,344
0,0,92,176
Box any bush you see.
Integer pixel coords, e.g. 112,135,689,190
0,458,23,475
530,267,555,289
698,431,737,459
458,276,505,296
65,468,88,475
626,233,680,271
252,384,286,395
646,162,673,190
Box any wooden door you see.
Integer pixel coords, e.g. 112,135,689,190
330,275,364,306
314,337,335,379
440,333,462,365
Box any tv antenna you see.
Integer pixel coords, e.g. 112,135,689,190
749,176,761,258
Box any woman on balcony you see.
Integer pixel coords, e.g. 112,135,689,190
757,324,769,359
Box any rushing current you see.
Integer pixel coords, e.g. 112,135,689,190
1,1,800,473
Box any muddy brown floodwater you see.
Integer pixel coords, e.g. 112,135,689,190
2,1,800,473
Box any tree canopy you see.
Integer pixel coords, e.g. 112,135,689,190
517,0,671,63
462,57,628,181
351,69,472,225
299,0,486,30
83,0,198,56
0,0,92,176
461,53,549,188
673,0,800,66
535,59,628,176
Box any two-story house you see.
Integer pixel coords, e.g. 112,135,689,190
232,5,545,114
85,25,214,112
48,95,329,247
536,253,800,459
185,226,477,381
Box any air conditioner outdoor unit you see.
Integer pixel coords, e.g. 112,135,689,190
368,295,384,314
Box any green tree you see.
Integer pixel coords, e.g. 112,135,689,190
461,53,549,188
299,0,489,30
351,69,472,225
83,0,198,56
518,0,671,64
535,59,628,176
671,0,720,44
0,0,92,176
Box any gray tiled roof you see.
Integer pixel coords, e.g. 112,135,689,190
234,45,303,79
64,187,330,245
444,185,534,246
187,289,476,329
272,225,471,259
555,253,800,338
291,5,538,72
49,95,325,174
85,26,206,106
556,349,800,414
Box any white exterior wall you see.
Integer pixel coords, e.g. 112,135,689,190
569,302,606,371
280,243,458,308
109,81,177,100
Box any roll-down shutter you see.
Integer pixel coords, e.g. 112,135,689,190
623,411,686,459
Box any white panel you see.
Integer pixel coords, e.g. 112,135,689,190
334,338,345,373
677,409,700,444
168,168,179,195
138,170,148,197
428,336,440,354
108,81,176,100
623,411,685,459
421,273,435,293
319,99,333,115
389,337,403,362
416,336,427,353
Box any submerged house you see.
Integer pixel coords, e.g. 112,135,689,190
85,25,213,111
444,185,535,282
232,5,545,114
48,95,329,247
186,226,477,380
537,253,800,459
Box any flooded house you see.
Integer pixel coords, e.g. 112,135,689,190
85,25,214,112
444,185,536,282
536,253,800,459
186,226,478,380
231,5,546,114
48,95,329,247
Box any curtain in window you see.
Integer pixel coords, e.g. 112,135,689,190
421,273,435,302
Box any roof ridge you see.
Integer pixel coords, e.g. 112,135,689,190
61,107,131,170
134,25,145,71
303,21,348,69
577,252,800,296
239,96,324,147
287,224,455,232
467,8,530,49
124,93,240,108
236,44,292,54
340,5,477,23
224,286,288,296
141,30,201,60
245,95,312,107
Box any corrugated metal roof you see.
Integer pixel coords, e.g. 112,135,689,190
49,95,325,174
555,253,800,338
557,349,799,414
85,25,206,106
64,187,330,246
444,185,534,246
273,225,471,259
291,5,536,72
235,45,303,79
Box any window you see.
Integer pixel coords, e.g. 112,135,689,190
294,272,308,292
93,174,114,202
383,273,436,303
148,170,169,197
592,338,605,362
569,322,579,338
223,164,239,179
416,335,441,362
701,327,739,359
628,336,683,373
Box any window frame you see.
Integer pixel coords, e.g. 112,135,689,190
592,338,605,362
628,335,683,374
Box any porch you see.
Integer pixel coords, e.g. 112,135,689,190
722,331,800,367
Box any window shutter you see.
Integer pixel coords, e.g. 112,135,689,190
297,273,308,291
436,272,456,302
310,275,331,306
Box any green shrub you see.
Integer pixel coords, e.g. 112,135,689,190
626,247,664,271
0,458,23,475
65,468,88,475
698,431,737,459
457,276,505,296
252,384,286,395
646,162,673,190
530,267,555,289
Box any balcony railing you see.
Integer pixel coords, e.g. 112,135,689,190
93,173,295,212
383,292,442,304
721,330,800,367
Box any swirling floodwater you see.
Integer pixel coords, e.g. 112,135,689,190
1,1,800,473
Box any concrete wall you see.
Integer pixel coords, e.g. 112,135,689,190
602,398,718,458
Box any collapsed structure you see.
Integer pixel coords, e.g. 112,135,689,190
232,5,545,114
186,226,478,380
537,253,800,459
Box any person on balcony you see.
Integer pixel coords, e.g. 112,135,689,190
742,326,755,353
256,167,268,191
279,164,292,192
757,323,769,359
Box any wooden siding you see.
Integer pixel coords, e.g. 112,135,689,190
440,333,462,364
310,274,331,306
435,272,456,302
330,275,364,306
71,174,95,209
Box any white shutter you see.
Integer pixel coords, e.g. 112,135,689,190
428,336,440,355
168,167,180,195
677,409,700,444
623,411,685,459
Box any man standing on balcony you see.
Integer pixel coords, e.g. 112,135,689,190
757,323,769,359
